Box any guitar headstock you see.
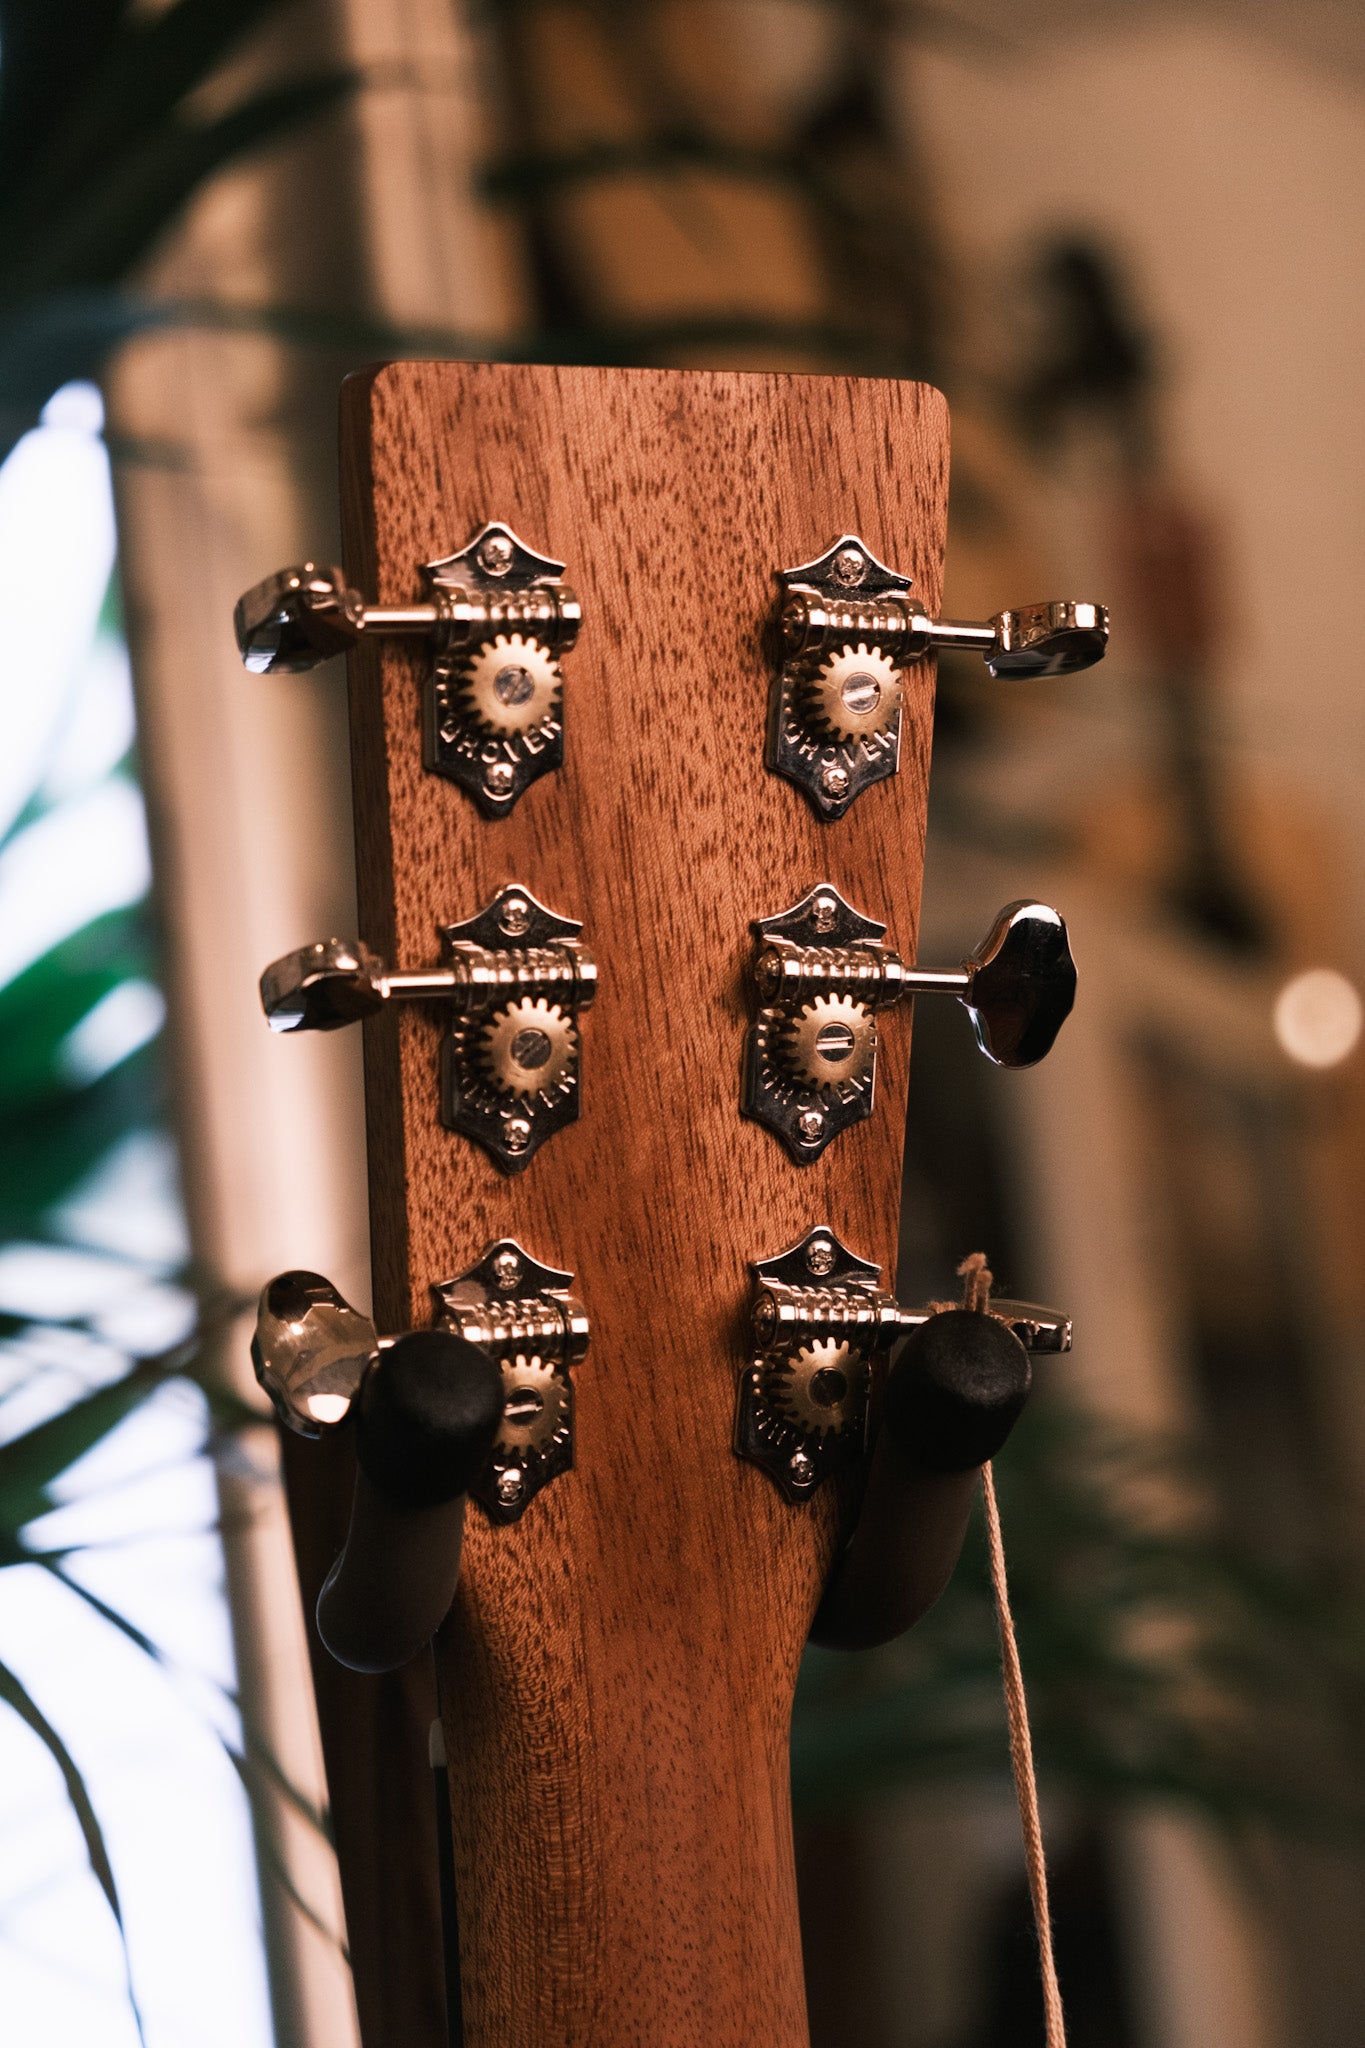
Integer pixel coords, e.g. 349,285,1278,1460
244,362,1099,2045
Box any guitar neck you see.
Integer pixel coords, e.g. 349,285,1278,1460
337,361,948,2044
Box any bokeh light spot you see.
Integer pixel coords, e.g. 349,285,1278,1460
1273,969,1363,1069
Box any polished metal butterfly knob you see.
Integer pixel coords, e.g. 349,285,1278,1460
770,535,1108,817
744,885,1076,1162
235,523,581,815
259,884,596,1173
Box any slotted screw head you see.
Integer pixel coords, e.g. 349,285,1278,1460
962,902,1076,1067
235,564,364,673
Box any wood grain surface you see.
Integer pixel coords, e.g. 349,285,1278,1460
338,361,949,2047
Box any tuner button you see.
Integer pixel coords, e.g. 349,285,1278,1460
234,563,365,674
252,1270,377,1436
963,902,1076,1068
884,1308,1032,1473
355,1330,505,1509
987,600,1109,678
260,939,386,1032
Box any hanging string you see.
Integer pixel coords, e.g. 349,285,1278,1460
957,1253,1068,2048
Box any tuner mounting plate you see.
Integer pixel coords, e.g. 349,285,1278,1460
737,1225,886,1501
432,1237,589,1524
439,883,594,1173
767,533,915,821
424,521,579,817
742,883,889,1164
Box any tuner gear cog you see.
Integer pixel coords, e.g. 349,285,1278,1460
457,633,562,738
479,997,576,1098
496,1353,568,1457
796,643,902,743
781,994,876,1093
768,1339,860,1439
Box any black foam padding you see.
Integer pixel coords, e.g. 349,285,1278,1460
883,1309,1032,1473
355,1331,505,1508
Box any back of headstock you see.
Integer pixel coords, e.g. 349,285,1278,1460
241,361,1101,2046
353,362,943,2045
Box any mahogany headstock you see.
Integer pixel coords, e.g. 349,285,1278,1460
339,362,946,2043
246,362,1097,2047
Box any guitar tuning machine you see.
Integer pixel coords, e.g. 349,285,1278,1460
770,534,1108,819
234,522,581,816
738,1226,1071,1500
743,883,1076,1163
259,882,596,1173
252,1239,589,1523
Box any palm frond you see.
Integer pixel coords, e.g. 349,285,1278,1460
793,1402,1365,1845
0,1653,148,2043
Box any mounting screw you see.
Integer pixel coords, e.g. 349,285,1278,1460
499,894,532,938
832,547,866,588
478,533,515,576
496,1467,524,1506
819,763,849,801
491,1249,522,1291
797,1107,825,1145
804,1236,836,1277
502,1113,532,1155
788,1449,814,1485
812,890,839,934
484,760,515,798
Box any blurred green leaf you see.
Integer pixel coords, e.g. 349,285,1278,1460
0,1357,174,1531
0,2,126,196
11,0,301,219
793,1401,1365,1845
9,73,360,300
0,1051,162,1233
0,913,153,1117
0,1653,147,2041
0,0,363,461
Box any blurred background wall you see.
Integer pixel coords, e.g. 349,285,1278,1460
1,3,1363,2045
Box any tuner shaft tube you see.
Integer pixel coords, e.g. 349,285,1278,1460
898,967,971,997
316,1328,504,1671
357,604,442,634
380,945,595,1012
380,968,462,1001
921,617,997,656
